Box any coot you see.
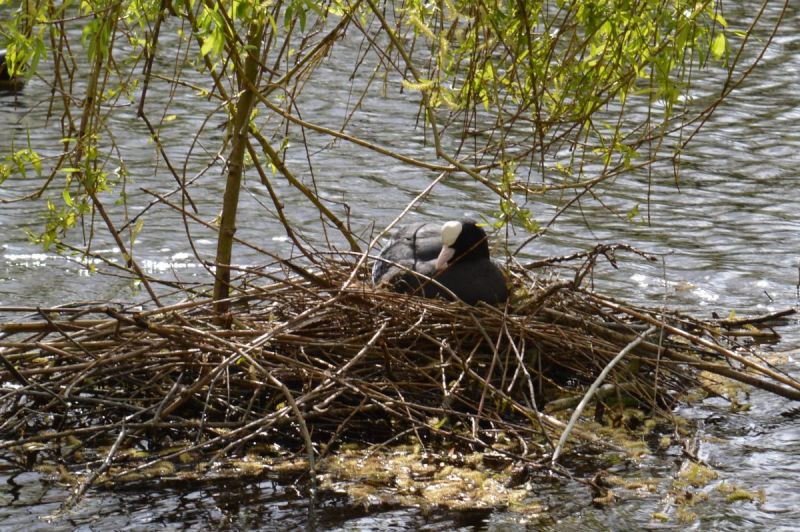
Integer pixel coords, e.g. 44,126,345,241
372,220,508,305
0,49,9,81
0,48,24,91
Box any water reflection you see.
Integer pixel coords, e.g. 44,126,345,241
0,469,498,530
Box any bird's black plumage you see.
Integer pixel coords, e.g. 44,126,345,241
0,48,24,91
0,49,9,82
372,220,508,305
0,48,13,82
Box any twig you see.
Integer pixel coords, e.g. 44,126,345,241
551,326,656,464
65,425,128,508
716,308,796,327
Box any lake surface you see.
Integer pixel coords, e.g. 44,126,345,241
2,3,799,529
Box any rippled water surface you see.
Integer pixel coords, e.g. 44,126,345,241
2,2,800,530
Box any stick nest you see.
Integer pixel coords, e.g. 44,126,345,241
1,251,798,497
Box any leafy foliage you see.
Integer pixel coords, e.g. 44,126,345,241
0,0,783,298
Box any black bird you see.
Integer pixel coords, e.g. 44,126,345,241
0,48,24,91
372,220,508,305
0,49,11,81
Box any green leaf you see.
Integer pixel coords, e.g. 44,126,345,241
62,189,74,207
711,33,726,60
626,204,640,222
200,32,220,57
401,78,436,91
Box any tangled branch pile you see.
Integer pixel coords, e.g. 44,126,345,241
1,255,798,500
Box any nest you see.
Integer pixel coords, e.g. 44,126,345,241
1,250,798,505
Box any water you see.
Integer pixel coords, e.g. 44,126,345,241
2,2,800,529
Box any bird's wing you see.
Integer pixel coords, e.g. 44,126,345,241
372,222,441,283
